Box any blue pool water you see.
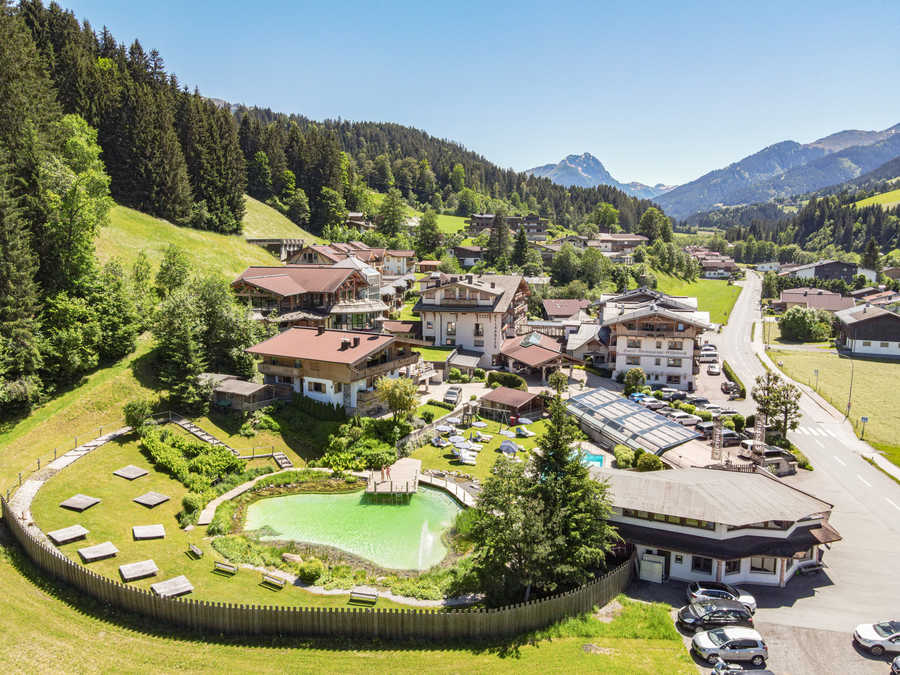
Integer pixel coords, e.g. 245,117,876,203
582,452,605,467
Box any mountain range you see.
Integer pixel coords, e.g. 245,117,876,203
526,153,675,199
655,123,900,218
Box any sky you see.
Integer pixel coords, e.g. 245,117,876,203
60,0,900,186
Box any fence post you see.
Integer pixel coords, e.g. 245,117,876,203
18,472,21,486
54,448,57,459
37,458,40,470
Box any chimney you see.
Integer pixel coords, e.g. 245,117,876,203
352,337,360,347
317,325,325,335
490,282,496,289
466,274,474,284
340,338,351,350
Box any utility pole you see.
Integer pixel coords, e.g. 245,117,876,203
846,357,855,418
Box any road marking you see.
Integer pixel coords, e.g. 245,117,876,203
795,427,809,435
813,438,824,448
857,475,872,488
822,429,838,438
886,498,900,512
833,455,846,466
809,427,822,436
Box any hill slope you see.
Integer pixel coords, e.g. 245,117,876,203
96,204,279,276
526,152,673,199
242,195,324,241
657,123,900,218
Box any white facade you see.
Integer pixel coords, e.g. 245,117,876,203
459,255,481,268
844,337,900,357
858,267,877,283
615,335,695,389
383,254,413,276
702,269,731,279
756,262,781,272
420,310,501,364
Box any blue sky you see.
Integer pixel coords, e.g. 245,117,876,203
61,0,900,185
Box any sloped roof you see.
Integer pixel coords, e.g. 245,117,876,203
247,327,394,364
780,287,854,311
543,298,590,318
415,274,526,314
386,249,415,258
480,386,539,408
233,265,361,296
602,305,713,330
566,323,604,351
835,304,900,325
500,332,566,367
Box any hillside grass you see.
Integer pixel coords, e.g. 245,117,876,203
242,195,324,242
97,204,279,276
854,187,900,209
654,270,741,325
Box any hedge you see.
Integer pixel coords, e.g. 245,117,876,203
486,371,528,391
426,399,456,411
292,393,347,421
722,360,746,399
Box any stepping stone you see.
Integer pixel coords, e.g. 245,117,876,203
77,541,119,563
114,465,148,480
132,524,165,540
151,575,193,598
47,524,89,545
119,559,159,582
133,491,170,508
59,494,101,512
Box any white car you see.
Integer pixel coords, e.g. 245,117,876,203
707,363,722,376
854,620,900,656
692,626,768,667
670,411,701,426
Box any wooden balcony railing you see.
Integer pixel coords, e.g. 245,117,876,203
258,363,302,378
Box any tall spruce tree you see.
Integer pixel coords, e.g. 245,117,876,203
512,225,529,266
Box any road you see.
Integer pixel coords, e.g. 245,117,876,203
706,272,900,670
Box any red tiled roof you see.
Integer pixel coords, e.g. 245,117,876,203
233,266,360,296
480,386,539,408
500,332,565,368
780,288,854,312
247,327,394,364
543,298,590,318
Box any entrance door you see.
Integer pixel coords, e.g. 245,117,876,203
658,550,671,579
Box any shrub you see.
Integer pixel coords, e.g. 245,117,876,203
426,399,455,410
123,399,154,432
613,444,634,468
723,418,735,430
636,453,664,472
615,371,625,384
421,410,435,424
722,360,746,399
745,414,756,429
491,381,501,389
633,447,645,464
292,393,346,421
681,403,696,415
473,368,486,381
239,421,256,437
697,409,713,421
470,394,477,401
732,413,745,433
448,367,462,381
652,390,664,400
298,559,325,584
486,371,527,391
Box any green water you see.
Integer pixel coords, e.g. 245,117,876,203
244,487,462,570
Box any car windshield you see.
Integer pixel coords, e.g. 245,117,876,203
722,584,738,596
707,629,728,646
875,621,900,637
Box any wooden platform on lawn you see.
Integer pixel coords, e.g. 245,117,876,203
151,575,193,598
119,559,159,582
47,524,88,545
132,524,165,540
114,465,148,480
365,457,421,495
59,494,101,512
78,541,119,563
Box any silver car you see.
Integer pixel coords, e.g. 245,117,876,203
687,581,757,613
854,620,900,656
692,626,768,666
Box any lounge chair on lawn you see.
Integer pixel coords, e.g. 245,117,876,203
516,426,536,438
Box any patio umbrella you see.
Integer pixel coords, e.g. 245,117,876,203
471,421,487,428
435,424,453,433
499,440,522,455
446,416,462,425
448,435,465,444
517,417,533,425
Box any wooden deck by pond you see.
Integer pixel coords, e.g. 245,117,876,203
365,457,421,498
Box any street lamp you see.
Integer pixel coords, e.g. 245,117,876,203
846,357,855,418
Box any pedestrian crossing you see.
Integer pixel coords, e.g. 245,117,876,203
793,426,839,438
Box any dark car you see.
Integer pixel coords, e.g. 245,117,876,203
892,655,900,674
688,396,711,407
677,599,754,633
721,381,740,395
661,388,687,401
696,421,716,438
721,429,742,446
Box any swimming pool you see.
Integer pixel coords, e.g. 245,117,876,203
582,452,605,467
244,486,462,570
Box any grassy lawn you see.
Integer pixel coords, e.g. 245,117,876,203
399,298,421,321
97,203,280,276
415,403,452,421
762,321,831,347
410,418,549,481
854,186,900,209
435,213,468,234
242,195,324,242
770,349,900,467
413,346,455,362
654,270,741,325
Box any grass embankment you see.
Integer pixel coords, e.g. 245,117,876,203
399,298,420,321
654,271,741,325
410,417,549,482
242,195,325,242
413,346,455,362
770,349,900,468
854,187,900,209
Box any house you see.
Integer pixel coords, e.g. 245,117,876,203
247,326,421,415
543,298,591,320
201,374,278,413
414,274,530,367
466,213,549,240
773,288,855,313
855,289,900,306
417,260,441,273
289,242,385,270
778,260,865,284
453,245,484,268
478,386,544,422
599,288,713,390
383,250,416,276
699,258,738,279
566,323,608,362
378,320,420,340
849,286,878,299
835,305,900,357
499,331,573,381
590,466,841,587
756,262,781,273
884,266,900,281
586,233,649,253
232,265,388,330
346,212,373,230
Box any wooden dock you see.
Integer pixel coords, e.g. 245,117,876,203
365,458,421,498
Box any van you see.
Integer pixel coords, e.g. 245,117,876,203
696,421,715,438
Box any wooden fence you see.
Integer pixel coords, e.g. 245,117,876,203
1,496,632,639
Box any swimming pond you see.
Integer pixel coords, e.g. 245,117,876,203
244,486,462,571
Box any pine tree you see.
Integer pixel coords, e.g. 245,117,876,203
415,208,441,258
247,150,272,200
512,225,529,266
377,187,406,236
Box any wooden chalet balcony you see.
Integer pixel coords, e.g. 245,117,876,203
350,353,420,380
258,363,302,378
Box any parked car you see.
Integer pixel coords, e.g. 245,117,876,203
443,386,462,405
660,387,687,401
700,343,718,353
721,429,742,446
696,421,716,438
701,403,722,413
642,399,667,410
699,352,718,363
707,363,722,376
628,392,648,402
892,655,900,674
657,406,679,417
670,411,702,426
687,395,711,407
692,627,768,667
721,381,740,395
687,582,757,613
677,599,755,633
716,407,740,417
853,620,900,656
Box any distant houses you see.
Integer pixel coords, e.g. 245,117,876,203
772,287,855,313
466,213,550,241
778,259,876,284
685,246,738,279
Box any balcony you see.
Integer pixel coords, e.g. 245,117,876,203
349,353,420,380
258,363,302,378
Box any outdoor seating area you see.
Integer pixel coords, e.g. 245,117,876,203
133,491,171,508
59,494,101,512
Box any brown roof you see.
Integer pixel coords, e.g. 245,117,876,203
234,266,362,296
454,245,483,254
835,304,900,325
415,274,527,315
386,250,415,257
543,298,590,318
247,327,394,364
480,386,539,408
500,332,565,367
381,321,418,333
780,288,854,312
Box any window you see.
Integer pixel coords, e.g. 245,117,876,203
426,321,433,330
750,556,777,574
447,321,456,336
666,375,681,384
725,559,741,575
474,323,483,336
667,358,682,368
691,556,713,574
654,358,661,366
627,339,640,349
881,342,889,348
656,341,662,350
334,383,342,393
626,356,640,366
309,381,325,393
668,340,682,350
674,554,684,564
862,341,871,346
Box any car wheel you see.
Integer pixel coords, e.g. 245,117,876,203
751,655,765,666
707,654,721,665
871,645,885,656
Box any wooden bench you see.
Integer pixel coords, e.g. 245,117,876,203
261,573,286,590
349,590,378,605
214,560,238,576
796,562,825,576
188,544,203,559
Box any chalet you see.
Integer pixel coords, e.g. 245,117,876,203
591,466,841,587
565,323,607,361
453,245,484,268
346,212,374,230
247,327,421,416
232,265,388,330
416,260,441,273
699,258,738,279
884,266,900,281
414,274,529,367
586,232,649,253
598,288,712,390
384,250,416,276
499,331,573,382
543,298,591,321
756,261,781,273
778,260,875,284
466,213,549,240
773,288,854,313
835,305,900,357
289,242,385,270
478,386,544,422
201,374,278,413
855,289,900,306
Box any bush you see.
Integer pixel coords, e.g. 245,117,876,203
615,371,625,384
623,368,646,395
722,360,746,398
652,390,664,400
636,453,664,472
473,368,486,381
298,559,325,584
420,410,435,424
490,381,501,389
239,421,256,437
448,367,462,381
470,394,477,401
732,413,745,433
292,393,346,421
681,403,696,415
633,447,645,464
745,414,756,430
723,418,735,430
426,399,455,410
613,444,634,468
486,371,527,391
123,399,154,431
697,409,713,421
